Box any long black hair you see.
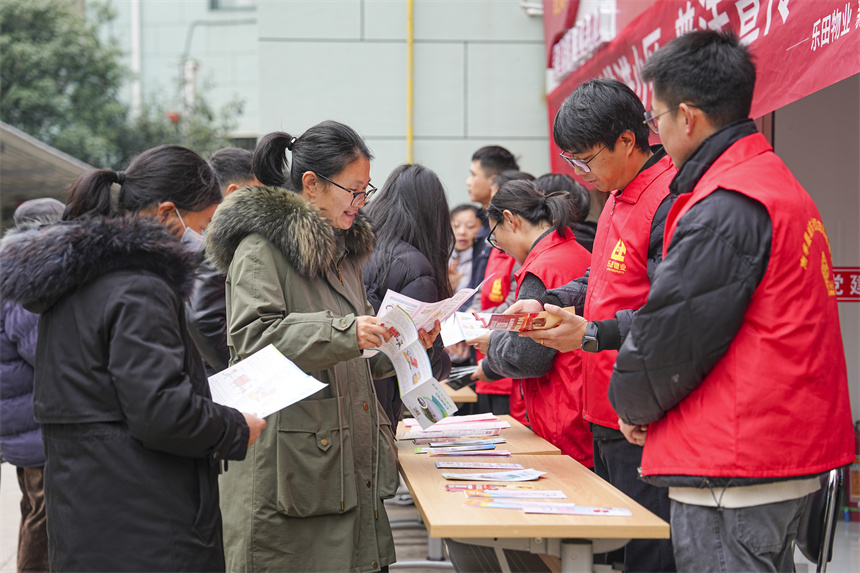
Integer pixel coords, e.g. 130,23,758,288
534,173,590,223
364,164,454,300
487,180,574,239
252,120,373,191
64,145,221,220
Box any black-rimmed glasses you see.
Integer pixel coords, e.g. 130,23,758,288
643,104,701,134
559,145,607,173
315,172,378,206
486,220,504,253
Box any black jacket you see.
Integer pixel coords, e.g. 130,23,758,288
186,258,230,374
608,120,773,487
0,216,250,571
365,239,452,425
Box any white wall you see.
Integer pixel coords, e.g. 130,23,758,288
772,74,860,423
256,0,550,207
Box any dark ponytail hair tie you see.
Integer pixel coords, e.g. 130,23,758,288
115,171,126,185
540,195,547,209
287,137,298,151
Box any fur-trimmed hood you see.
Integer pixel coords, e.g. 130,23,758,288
204,186,374,278
0,217,199,313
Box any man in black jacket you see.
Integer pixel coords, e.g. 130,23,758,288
608,30,854,572
186,148,259,373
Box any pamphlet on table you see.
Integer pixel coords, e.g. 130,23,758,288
440,468,546,481
208,344,327,419
435,462,524,470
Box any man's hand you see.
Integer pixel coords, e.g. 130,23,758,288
470,360,493,382
505,299,544,315
242,413,267,447
356,316,392,350
418,319,441,350
465,331,491,355
518,303,587,353
619,418,648,447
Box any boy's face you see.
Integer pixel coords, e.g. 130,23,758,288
466,160,494,207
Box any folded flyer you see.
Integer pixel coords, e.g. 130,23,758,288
435,462,524,470
398,427,502,440
427,438,506,447
444,483,537,491
376,281,488,333
464,489,567,499
523,504,632,516
441,311,492,346
208,344,327,419
427,449,511,457
414,444,497,454
471,306,578,331
441,468,546,481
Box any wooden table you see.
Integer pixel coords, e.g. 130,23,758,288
398,453,669,573
442,382,478,403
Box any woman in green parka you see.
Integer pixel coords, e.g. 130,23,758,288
204,122,439,572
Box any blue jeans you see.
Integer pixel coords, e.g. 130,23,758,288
670,496,806,572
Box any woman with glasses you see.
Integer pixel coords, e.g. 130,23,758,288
363,164,452,426
468,180,593,466
204,122,431,572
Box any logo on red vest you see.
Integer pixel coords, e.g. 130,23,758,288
606,239,628,275
489,278,505,302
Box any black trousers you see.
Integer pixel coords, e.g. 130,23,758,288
592,425,676,572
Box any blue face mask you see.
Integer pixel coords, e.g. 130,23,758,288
175,209,204,252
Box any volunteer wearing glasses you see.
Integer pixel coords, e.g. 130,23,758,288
507,78,678,572
205,121,407,573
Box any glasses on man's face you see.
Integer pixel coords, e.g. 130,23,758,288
486,220,505,253
315,173,378,206
643,104,701,134
559,145,607,173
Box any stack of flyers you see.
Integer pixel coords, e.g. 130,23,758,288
444,483,537,492
428,438,505,447
523,504,632,517
464,499,576,510
398,427,502,440
435,462,524,470
464,489,567,500
402,413,499,426
413,444,497,454
440,468,546,481
427,449,511,457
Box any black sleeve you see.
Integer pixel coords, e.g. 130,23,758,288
185,260,230,372
540,268,589,313
485,273,558,379
608,190,771,425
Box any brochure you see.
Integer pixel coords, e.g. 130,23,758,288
374,306,458,428
463,499,541,509
427,449,511,457
522,504,632,517
440,468,546,481
427,438,506,447
208,344,327,419
414,444,497,454
440,312,492,346
464,489,567,500
444,484,538,492
435,462,524,470
376,280,489,332
471,306,578,331
398,428,502,440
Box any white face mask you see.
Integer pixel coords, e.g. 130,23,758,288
175,209,204,252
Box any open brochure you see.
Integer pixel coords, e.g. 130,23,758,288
374,306,458,428
471,306,578,332
376,276,492,332
440,312,491,346
208,344,327,419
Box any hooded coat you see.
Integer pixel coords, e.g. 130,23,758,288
0,217,250,572
204,186,399,573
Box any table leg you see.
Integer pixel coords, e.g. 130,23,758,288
560,540,593,573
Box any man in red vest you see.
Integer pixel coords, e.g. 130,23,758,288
608,30,855,572
513,78,677,573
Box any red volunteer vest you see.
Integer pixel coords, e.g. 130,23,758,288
476,250,515,398
515,229,593,465
642,133,854,478
583,154,676,429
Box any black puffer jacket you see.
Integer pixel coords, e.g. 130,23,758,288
0,216,250,572
608,120,773,487
365,239,451,425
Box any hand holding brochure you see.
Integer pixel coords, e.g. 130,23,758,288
472,306,578,331
208,344,327,418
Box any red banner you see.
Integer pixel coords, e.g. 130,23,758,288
547,0,860,174
543,0,581,66
834,267,860,302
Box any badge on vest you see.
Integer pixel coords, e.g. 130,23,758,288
606,239,628,275
489,278,505,302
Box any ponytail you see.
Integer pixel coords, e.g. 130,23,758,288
487,180,574,238
63,170,120,220
252,131,293,188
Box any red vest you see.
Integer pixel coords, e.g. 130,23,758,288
642,133,854,479
476,250,515,398
515,229,593,465
583,155,676,429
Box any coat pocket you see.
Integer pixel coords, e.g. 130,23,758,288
275,397,358,517
376,414,400,500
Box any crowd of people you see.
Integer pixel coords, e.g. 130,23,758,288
0,29,854,573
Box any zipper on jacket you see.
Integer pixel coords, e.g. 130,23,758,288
335,255,345,285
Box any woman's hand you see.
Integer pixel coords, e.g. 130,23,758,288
418,319,441,350
242,412,267,447
356,315,392,350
